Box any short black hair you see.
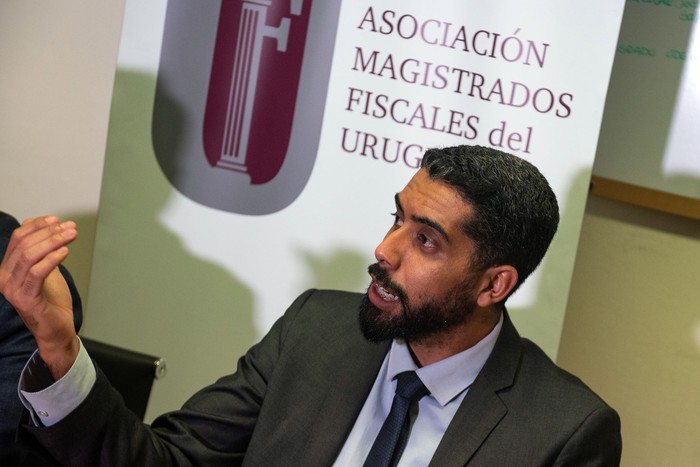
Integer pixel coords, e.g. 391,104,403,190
420,145,559,296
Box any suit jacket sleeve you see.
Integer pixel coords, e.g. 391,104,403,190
18,289,319,467
553,405,622,466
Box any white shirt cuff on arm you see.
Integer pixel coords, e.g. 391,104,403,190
18,337,97,427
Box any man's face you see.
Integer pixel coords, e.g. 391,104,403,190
360,169,482,343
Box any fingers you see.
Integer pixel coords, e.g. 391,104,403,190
9,216,76,252
0,216,77,310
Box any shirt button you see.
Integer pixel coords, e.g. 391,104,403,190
37,410,49,417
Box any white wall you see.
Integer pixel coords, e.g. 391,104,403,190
0,0,125,297
559,197,700,467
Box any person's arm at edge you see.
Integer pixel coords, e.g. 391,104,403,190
19,338,96,427
0,216,80,380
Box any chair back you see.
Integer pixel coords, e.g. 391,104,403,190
80,337,166,420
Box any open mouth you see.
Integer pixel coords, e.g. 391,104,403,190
367,263,404,310
375,283,399,302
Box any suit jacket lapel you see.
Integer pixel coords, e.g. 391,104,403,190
430,311,523,466
301,338,391,465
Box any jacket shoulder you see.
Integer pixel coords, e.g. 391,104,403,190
494,336,618,440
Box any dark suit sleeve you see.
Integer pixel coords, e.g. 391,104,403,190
553,405,622,467
18,289,317,467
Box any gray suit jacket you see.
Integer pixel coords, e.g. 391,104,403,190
21,289,621,466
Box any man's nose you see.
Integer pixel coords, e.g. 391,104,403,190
374,228,404,269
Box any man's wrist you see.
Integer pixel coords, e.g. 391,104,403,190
37,334,80,381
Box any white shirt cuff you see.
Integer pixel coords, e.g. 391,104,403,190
18,337,97,427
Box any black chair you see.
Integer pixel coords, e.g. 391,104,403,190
80,337,166,420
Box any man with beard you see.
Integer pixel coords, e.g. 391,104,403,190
0,145,621,466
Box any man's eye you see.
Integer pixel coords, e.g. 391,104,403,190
417,233,435,248
391,212,403,226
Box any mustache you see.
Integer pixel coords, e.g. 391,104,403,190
367,263,409,305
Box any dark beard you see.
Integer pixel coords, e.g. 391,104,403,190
358,263,477,343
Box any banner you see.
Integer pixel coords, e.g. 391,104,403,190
85,0,624,421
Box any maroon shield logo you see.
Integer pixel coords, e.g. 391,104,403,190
153,0,340,214
203,0,308,185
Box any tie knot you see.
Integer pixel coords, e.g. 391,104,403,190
394,371,429,401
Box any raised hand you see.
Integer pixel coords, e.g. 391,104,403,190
0,216,79,380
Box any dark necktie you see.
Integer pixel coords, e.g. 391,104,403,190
363,371,430,467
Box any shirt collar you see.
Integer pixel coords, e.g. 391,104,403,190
385,313,503,406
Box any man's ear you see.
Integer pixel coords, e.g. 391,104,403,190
476,265,518,307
